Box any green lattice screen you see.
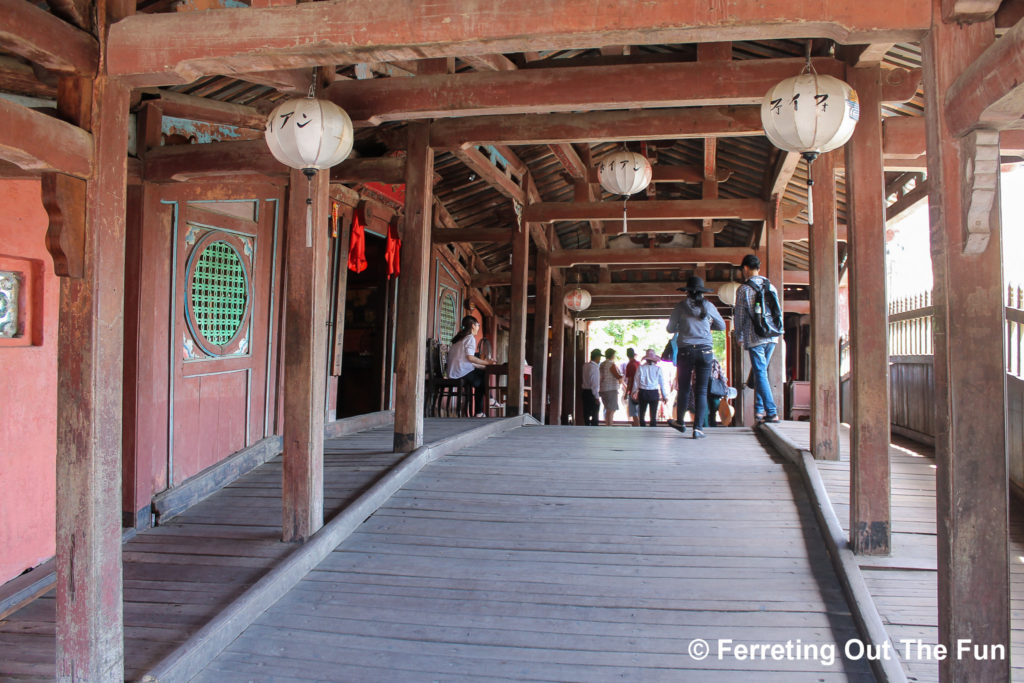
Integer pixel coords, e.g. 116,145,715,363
438,291,457,342
191,240,247,345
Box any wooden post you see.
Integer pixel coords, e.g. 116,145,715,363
809,152,840,461
531,248,551,421
393,122,434,451
765,197,785,415
549,283,565,425
923,9,1010,680
733,337,755,426
845,66,891,555
507,221,530,417
51,72,131,681
281,168,330,542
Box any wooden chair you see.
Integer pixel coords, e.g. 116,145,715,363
427,340,469,417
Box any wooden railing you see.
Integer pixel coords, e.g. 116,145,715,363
888,290,934,357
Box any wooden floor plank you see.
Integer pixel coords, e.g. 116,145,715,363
196,425,874,681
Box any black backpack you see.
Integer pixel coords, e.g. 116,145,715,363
746,277,783,338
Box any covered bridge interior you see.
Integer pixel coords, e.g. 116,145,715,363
1,0,1024,680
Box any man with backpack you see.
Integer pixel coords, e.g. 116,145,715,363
733,254,782,424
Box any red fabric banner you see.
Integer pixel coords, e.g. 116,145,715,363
347,207,367,273
385,218,402,280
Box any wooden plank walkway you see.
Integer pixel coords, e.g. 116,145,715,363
192,425,874,682
0,418,488,681
771,420,1024,682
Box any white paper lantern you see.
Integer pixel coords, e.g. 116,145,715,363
265,97,354,172
564,288,592,312
761,73,859,157
717,281,741,307
596,151,653,196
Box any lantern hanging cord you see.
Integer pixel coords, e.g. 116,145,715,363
308,66,319,99
801,40,816,75
303,168,316,247
802,152,818,226
513,200,524,232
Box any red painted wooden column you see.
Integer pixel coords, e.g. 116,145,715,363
845,66,892,555
809,152,840,461
393,122,434,451
923,9,1010,679
52,77,130,681
549,282,565,425
765,197,785,415
507,220,530,417
530,247,551,421
281,168,329,541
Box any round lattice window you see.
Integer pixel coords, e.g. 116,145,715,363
438,290,457,343
185,233,252,356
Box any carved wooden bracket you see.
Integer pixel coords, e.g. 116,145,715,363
41,172,87,278
960,129,1000,255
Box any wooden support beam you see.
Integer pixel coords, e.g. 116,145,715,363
943,0,1003,22
783,223,849,242
783,299,811,314
549,246,755,267
600,219,705,235
137,88,266,129
784,270,810,286
52,72,130,681
531,248,552,421
0,97,92,178
281,167,329,542
323,58,856,125
549,143,587,180
809,152,840,461
430,106,764,147
431,227,512,244
0,0,98,75
765,150,801,200
842,42,897,66
946,16,1024,136
142,139,405,184
393,122,433,451
449,146,525,204
507,220,531,417
549,283,565,425
0,55,57,98
580,282,727,297
107,2,931,85
234,68,311,95
525,198,771,223
46,0,93,31
923,10,1010,680
845,66,891,556
461,53,518,71
886,179,930,221
765,197,785,416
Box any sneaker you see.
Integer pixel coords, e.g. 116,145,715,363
692,430,707,439
474,412,486,418
667,419,687,434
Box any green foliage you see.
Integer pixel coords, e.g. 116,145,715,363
589,319,728,362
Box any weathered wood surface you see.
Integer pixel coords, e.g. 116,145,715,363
192,426,873,681
0,420,489,680
772,421,1024,682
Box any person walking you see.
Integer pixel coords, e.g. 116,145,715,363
599,348,623,425
623,348,641,426
633,349,669,426
666,276,726,439
581,348,602,426
733,254,781,423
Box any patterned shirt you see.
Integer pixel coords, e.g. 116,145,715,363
734,275,781,349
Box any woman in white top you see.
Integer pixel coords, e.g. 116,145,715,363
598,348,623,425
447,315,496,417
631,349,669,427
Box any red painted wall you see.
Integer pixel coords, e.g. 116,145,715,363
0,180,58,584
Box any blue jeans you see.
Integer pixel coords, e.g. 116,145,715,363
748,342,778,418
677,344,713,431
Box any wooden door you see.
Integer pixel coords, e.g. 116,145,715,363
171,199,279,486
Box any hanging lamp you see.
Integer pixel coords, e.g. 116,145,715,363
596,150,653,234
760,46,859,225
265,70,354,246
564,287,593,312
